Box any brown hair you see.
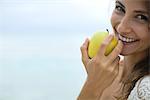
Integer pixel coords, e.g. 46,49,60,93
121,51,149,99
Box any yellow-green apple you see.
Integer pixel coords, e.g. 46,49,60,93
88,31,118,58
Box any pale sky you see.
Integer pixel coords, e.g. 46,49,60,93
0,0,113,34
0,1,116,100
0,0,115,58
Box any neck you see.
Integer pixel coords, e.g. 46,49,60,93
122,49,148,78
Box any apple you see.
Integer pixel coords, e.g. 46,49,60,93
88,31,118,58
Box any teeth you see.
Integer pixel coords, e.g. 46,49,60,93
119,34,136,43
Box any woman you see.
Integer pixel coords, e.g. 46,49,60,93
78,0,150,100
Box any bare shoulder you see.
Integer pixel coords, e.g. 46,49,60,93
128,75,150,100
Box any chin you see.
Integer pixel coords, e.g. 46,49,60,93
119,50,133,56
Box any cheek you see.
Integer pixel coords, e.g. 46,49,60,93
110,13,115,27
144,36,150,49
148,39,150,47
132,22,150,39
110,13,119,36
139,32,150,47
110,12,121,29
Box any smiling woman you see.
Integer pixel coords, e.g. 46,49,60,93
78,0,150,100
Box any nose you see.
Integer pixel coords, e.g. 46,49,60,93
117,16,132,34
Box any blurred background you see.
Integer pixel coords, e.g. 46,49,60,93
0,0,113,100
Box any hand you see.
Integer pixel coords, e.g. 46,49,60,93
79,35,123,98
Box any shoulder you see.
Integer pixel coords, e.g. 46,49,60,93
128,75,150,100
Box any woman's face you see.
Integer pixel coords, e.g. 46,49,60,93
111,0,150,56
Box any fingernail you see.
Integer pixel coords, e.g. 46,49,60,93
108,35,114,41
84,38,89,44
85,38,89,42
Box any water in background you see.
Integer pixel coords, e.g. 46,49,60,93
0,0,112,99
0,33,88,100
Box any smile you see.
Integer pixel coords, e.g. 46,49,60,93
118,34,138,43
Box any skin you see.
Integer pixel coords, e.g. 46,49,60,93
111,0,150,75
77,0,150,100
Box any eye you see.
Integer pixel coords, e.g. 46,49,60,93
115,5,125,13
136,14,149,22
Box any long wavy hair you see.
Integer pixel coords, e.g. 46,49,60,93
115,0,150,99
119,50,150,99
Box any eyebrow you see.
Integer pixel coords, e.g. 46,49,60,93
115,0,125,8
134,10,149,15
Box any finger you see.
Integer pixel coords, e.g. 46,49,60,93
108,40,123,62
80,38,90,66
97,35,114,57
110,56,120,76
118,58,124,82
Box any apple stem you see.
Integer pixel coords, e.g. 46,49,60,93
106,29,109,33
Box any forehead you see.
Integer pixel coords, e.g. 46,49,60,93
118,0,148,10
